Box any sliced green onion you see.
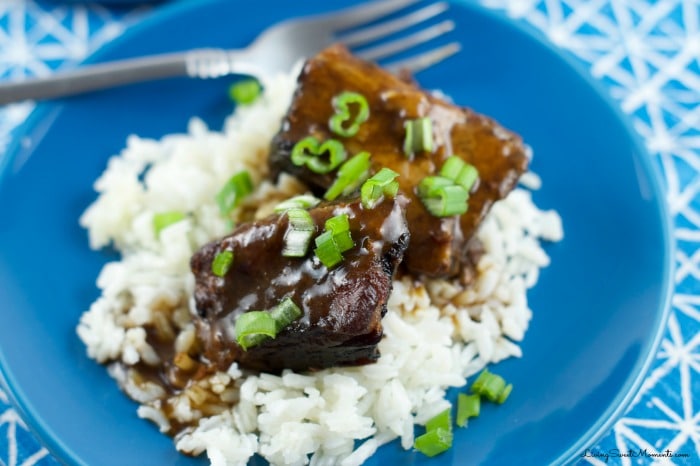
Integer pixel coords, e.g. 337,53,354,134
216,171,254,215
328,91,370,138
229,79,261,105
360,167,400,209
426,408,452,432
235,311,276,350
368,168,400,188
324,214,350,235
496,383,513,404
282,208,315,257
470,369,510,402
418,175,469,217
414,406,454,457
325,214,353,252
269,297,303,333
235,298,303,351
481,375,506,401
439,155,464,179
324,152,372,201
456,393,480,427
211,250,234,277
313,214,354,268
273,194,321,213
470,369,489,393
333,230,354,252
314,230,343,268
417,175,453,198
456,164,479,192
420,187,468,217
403,117,433,156
439,156,479,192
291,136,347,174
153,211,185,237
418,180,469,217
414,428,453,457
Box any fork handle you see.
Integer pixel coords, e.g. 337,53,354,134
0,49,243,105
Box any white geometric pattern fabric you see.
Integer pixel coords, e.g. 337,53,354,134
483,1,700,464
0,5,145,466
0,1,146,153
1,1,698,465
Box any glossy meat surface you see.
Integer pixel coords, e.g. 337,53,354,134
270,45,529,277
190,196,409,372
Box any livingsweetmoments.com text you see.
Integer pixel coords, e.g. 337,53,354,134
580,448,690,463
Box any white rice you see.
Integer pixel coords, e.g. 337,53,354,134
77,69,563,466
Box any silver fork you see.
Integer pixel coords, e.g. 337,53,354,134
0,0,460,105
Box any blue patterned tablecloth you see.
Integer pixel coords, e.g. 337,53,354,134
0,1,698,465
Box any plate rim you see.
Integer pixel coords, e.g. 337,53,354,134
0,1,675,465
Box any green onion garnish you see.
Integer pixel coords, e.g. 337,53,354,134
414,428,453,457
211,250,234,277
470,369,511,403
234,298,303,350
360,167,400,209
481,374,506,401
328,91,370,138
403,117,433,156
456,393,480,427
418,176,469,217
470,370,488,393
497,384,513,404
426,408,452,432
153,211,185,237
324,152,372,201
282,208,315,257
291,136,347,174
333,230,354,253
228,79,261,105
325,214,349,233
417,175,454,197
314,230,343,269
324,214,353,252
273,194,321,213
269,297,303,333
414,408,454,457
439,156,479,192
235,311,277,350
216,170,254,216
314,214,354,268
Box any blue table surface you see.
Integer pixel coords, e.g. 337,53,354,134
1,1,698,465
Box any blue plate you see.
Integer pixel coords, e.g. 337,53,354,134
0,1,673,465
47,1,164,4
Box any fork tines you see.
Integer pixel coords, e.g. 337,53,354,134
336,1,459,72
